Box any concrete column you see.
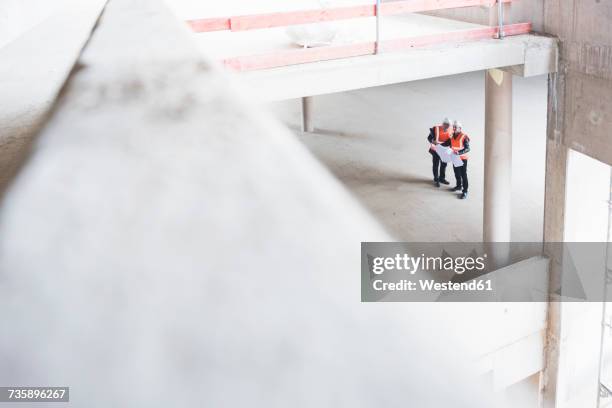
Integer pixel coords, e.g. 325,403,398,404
301,96,314,133
483,69,513,243
541,139,568,408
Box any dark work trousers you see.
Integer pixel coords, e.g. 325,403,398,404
429,149,447,181
453,159,469,192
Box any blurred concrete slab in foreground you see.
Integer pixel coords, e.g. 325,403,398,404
0,0,487,407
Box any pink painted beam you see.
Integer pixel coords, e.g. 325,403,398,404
224,42,375,71
223,22,531,71
383,22,531,51
186,17,230,32
498,21,532,36
189,0,513,33
229,4,374,31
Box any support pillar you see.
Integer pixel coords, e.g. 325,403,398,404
483,69,513,244
541,139,568,408
301,96,314,133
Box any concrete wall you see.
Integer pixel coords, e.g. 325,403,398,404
544,0,612,167
541,2,612,407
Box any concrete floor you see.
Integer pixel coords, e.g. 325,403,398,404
191,14,484,61
267,71,547,242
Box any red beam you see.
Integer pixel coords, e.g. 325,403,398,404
498,21,532,36
223,22,531,71
186,17,230,32
383,22,531,51
224,42,375,71
189,0,513,33
230,4,374,31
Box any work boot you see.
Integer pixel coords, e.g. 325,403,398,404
459,192,468,200
451,185,462,192
439,179,450,185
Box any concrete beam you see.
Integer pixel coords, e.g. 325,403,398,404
0,0,107,196
501,35,558,77
235,34,557,101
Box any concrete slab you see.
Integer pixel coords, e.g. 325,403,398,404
191,13,485,60
0,0,107,195
236,31,556,101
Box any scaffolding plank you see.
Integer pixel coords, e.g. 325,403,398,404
186,17,230,32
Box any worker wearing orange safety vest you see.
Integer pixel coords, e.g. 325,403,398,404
427,117,452,187
449,120,471,200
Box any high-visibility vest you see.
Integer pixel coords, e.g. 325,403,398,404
451,132,469,160
430,125,452,150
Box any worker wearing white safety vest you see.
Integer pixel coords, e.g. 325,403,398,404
426,117,452,187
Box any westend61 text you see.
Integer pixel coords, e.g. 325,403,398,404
372,279,493,292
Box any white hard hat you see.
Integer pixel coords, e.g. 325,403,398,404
442,117,451,125
453,120,463,129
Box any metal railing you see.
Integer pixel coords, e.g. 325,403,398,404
188,0,526,71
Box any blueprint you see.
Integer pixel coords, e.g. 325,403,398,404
434,144,463,167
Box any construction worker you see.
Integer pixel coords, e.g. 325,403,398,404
449,121,471,199
427,117,452,187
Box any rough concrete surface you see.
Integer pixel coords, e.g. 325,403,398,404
234,33,556,102
543,0,612,167
540,1,612,406
0,0,107,196
268,71,548,242
0,0,493,407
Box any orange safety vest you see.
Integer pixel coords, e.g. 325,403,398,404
430,125,452,151
451,132,469,160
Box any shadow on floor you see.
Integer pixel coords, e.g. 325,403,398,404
288,125,371,140
325,161,434,187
